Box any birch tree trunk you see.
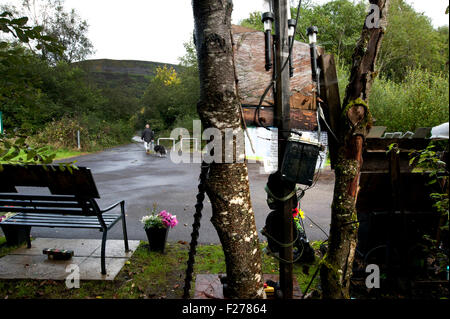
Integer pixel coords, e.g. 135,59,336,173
320,0,390,299
192,0,265,299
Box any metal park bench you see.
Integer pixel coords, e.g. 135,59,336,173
0,164,129,275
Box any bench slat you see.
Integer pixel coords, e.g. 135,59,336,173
2,221,102,229
2,213,122,229
0,200,90,209
3,212,119,219
0,207,96,215
3,219,102,227
0,194,80,202
4,216,118,224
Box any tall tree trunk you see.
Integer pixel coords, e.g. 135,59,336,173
320,0,390,299
192,0,265,299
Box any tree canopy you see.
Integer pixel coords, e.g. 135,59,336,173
138,39,200,134
2,0,94,64
378,0,449,80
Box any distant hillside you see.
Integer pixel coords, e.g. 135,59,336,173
75,59,182,98
77,59,181,77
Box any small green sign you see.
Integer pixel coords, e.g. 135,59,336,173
0,111,3,134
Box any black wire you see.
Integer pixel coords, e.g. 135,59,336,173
317,109,339,144
302,264,320,298
300,217,365,297
256,0,302,133
305,214,328,239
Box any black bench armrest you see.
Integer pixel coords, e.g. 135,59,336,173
100,200,125,214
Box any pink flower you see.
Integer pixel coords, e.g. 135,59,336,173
158,210,178,228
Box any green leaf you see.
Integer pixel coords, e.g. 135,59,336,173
40,35,56,42
14,137,25,145
11,17,28,26
15,28,28,43
32,25,43,33
0,11,12,18
26,150,37,161
3,149,19,160
0,148,8,157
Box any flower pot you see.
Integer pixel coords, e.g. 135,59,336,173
145,226,169,253
0,224,31,246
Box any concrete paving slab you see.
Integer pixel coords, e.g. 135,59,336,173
12,238,102,257
0,255,87,280
11,238,140,258
77,257,129,280
91,240,139,258
0,238,140,280
193,274,302,299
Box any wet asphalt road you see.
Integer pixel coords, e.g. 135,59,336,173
28,142,333,244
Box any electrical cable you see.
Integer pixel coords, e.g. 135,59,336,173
261,224,306,264
261,227,299,248
300,217,366,297
264,240,305,264
305,214,329,239
256,0,302,132
317,101,339,143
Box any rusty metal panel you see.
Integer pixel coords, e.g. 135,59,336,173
233,25,316,130
242,107,317,130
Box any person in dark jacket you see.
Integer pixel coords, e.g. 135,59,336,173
141,124,155,153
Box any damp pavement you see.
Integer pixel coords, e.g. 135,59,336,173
26,142,333,245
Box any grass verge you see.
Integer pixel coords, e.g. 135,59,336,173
53,149,87,161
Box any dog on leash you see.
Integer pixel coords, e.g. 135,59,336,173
153,144,167,157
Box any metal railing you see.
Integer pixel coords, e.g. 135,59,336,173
180,138,198,152
157,138,176,151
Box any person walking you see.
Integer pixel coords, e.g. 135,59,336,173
141,124,155,154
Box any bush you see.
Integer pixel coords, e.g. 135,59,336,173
29,117,84,150
30,116,135,151
369,68,449,132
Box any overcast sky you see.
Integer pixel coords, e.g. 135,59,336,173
4,0,449,64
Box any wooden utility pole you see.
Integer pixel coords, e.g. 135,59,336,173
273,0,293,299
